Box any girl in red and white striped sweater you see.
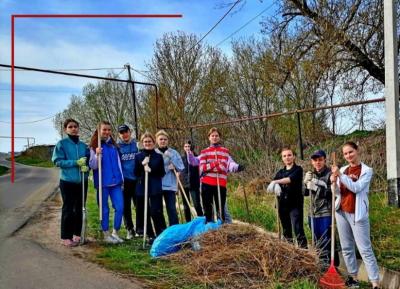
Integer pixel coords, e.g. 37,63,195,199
198,127,243,223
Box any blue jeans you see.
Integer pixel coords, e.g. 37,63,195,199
163,190,179,226
97,185,124,231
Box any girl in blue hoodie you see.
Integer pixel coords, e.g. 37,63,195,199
52,118,89,247
89,121,124,244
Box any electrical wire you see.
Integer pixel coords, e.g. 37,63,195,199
216,2,275,47
186,0,243,53
0,114,57,124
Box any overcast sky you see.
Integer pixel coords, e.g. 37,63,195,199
0,0,278,152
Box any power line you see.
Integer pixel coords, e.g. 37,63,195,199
186,0,243,53
0,114,57,124
216,2,275,47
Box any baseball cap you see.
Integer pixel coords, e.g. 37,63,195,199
310,149,326,159
118,124,130,133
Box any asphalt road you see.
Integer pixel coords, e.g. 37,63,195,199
0,158,142,289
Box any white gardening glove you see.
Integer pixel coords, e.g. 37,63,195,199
274,183,282,197
312,178,327,189
142,156,150,166
266,181,276,193
306,180,318,192
163,151,172,163
144,165,151,173
304,171,313,183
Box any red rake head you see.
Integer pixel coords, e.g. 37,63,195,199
319,266,345,289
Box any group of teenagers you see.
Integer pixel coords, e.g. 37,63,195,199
52,118,380,289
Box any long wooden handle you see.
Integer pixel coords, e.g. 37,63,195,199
174,168,197,218
97,124,103,221
330,150,337,265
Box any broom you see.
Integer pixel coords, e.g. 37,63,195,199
319,152,345,289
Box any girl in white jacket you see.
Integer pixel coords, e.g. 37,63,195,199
331,141,379,289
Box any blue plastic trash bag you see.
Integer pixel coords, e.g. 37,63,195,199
150,217,222,257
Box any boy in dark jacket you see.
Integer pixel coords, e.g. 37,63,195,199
117,124,139,239
304,149,339,267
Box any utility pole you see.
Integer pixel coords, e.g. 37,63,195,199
296,112,304,160
384,0,400,207
125,64,139,140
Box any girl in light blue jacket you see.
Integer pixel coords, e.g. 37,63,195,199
52,118,89,247
155,130,184,226
331,141,379,289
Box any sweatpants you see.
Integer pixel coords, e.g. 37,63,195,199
97,185,124,232
335,210,379,282
201,183,227,223
122,179,137,232
162,190,179,226
278,203,307,248
59,179,87,240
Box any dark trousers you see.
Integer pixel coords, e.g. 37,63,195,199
201,183,227,223
308,216,340,267
136,194,166,237
162,190,179,226
278,202,308,248
189,188,204,217
182,188,204,222
122,179,137,232
59,179,87,240
181,189,192,222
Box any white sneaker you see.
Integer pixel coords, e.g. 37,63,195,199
126,230,134,240
103,232,118,244
112,229,124,243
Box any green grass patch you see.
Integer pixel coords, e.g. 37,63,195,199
0,165,9,176
13,155,54,167
369,192,400,271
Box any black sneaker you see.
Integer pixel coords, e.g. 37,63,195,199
345,276,360,288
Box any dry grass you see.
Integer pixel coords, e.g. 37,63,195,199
168,223,320,289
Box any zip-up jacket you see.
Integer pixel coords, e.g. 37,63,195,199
134,149,166,196
155,148,184,191
52,136,89,183
304,166,332,218
333,162,373,222
117,139,138,181
89,138,123,189
199,145,238,188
